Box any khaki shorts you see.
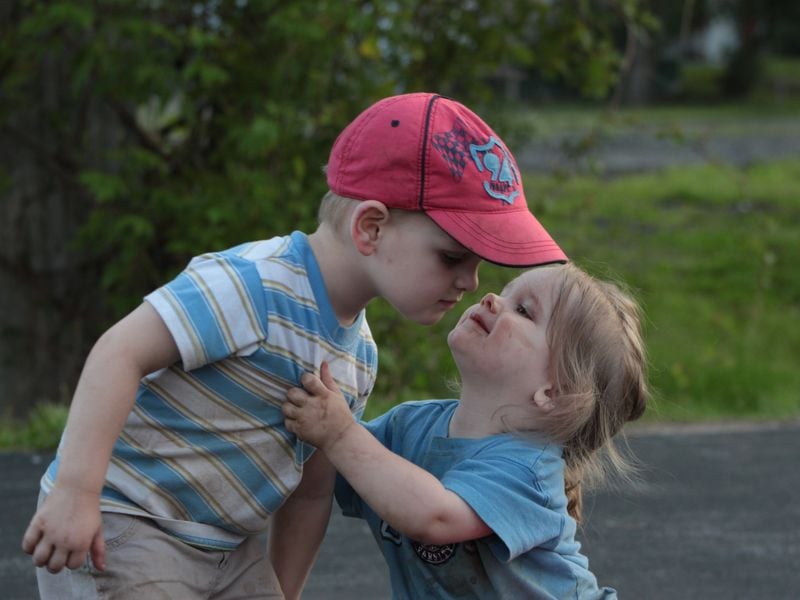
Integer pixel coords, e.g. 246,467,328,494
36,495,283,600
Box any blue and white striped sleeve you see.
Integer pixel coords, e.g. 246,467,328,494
145,252,269,371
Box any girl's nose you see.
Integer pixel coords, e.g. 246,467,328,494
481,293,499,312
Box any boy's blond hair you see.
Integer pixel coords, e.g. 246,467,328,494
318,190,420,236
317,190,360,233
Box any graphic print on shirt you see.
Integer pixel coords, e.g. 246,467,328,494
412,540,457,565
380,520,402,546
380,519,458,564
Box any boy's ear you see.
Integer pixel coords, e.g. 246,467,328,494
350,200,390,256
532,385,555,413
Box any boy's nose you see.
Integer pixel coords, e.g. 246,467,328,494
456,260,480,293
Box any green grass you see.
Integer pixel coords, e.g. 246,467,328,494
537,160,800,421
509,101,800,141
0,403,69,451
365,158,800,423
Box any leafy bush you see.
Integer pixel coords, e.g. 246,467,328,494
676,62,725,102
0,403,68,451
0,0,653,426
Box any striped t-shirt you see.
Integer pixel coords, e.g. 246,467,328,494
42,231,378,550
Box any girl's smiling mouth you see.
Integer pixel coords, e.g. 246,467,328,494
469,313,490,334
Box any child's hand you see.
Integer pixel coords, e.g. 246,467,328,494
284,362,355,451
21,485,106,573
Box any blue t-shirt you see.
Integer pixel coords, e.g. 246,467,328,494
336,400,616,599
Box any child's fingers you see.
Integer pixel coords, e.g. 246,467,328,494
300,372,326,394
21,522,42,554
282,402,296,420
90,530,106,571
30,538,54,568
283,408,304,437
285,387,307,405
65,549,87,570
319,362,338,392
46,546,69,574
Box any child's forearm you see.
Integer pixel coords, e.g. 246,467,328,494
283,366,490,544
55,302,180,493
270,452,336,600
22,302,180,573
55,340,146,492
324,423,491,545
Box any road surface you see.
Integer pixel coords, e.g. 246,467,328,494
2,420,799,599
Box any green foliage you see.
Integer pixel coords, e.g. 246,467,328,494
536,159,800,421
1,0,650,320
0,1,654,440
752,56,800,104
0,403,69,450
675,62,725,102
362,0,654,101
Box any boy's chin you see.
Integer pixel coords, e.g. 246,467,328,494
410,309,449,326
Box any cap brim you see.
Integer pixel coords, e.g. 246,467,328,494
426,208,568,267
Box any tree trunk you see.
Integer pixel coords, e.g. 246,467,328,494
0,14,119,419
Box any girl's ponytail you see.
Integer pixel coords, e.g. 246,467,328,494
536,264,648,523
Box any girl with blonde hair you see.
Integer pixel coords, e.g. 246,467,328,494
284,263,648,599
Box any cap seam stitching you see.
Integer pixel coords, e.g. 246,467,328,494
418,94,439,210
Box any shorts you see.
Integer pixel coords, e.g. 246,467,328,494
35,494,284,600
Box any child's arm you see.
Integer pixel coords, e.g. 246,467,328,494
21,302,180,574
268,450,336,600
283,364,492,545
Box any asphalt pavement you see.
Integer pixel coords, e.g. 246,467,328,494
2,420,799,599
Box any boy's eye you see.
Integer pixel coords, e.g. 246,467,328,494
440,252,465,265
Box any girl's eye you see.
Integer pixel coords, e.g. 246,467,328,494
515,304,531,318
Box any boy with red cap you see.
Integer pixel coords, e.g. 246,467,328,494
23,93,566,599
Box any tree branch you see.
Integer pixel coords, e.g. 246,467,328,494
105,96,173,164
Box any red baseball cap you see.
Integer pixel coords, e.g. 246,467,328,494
326,93,567,267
